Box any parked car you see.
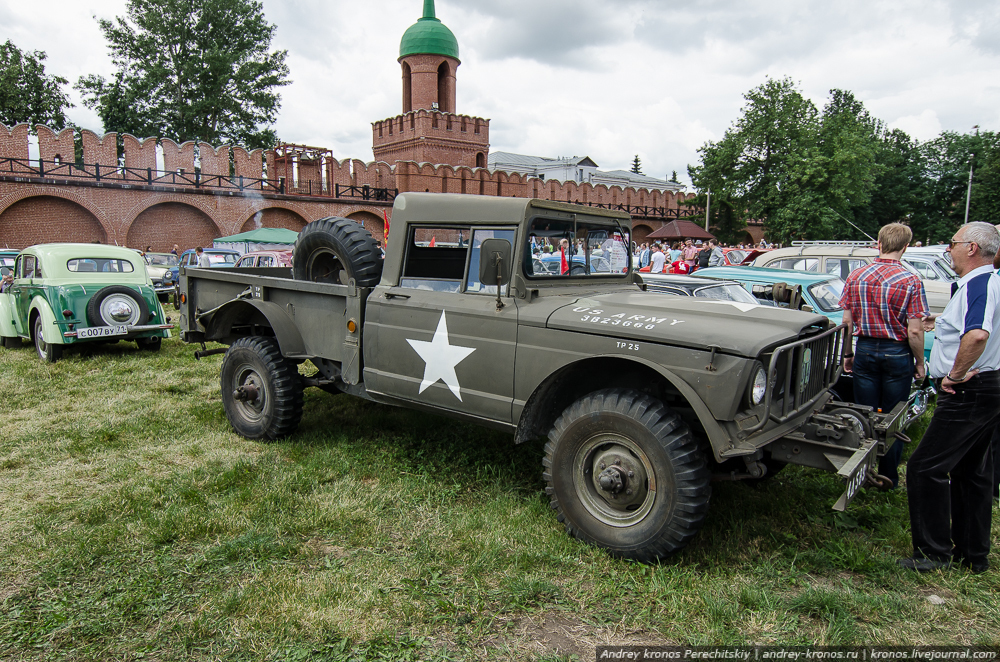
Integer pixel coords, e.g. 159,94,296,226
234,250,293,268
530,253,617,275
639,273,761,304
694,266,935,362
0,243,173,361
720,247,769,266
163,248,240,305
748,243,950,314
142,252,180,302
0,249,18,269
901,246,958,285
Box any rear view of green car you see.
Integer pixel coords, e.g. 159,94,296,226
0,243,173,362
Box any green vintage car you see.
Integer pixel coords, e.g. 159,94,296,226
0,243,173,362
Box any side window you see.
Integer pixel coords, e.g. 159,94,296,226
646,285,689,296
465,229,517,294
774,258,818,272
259,256,274,267
524,217,630,278
400,226,472,292
14,255,22,279
23,255,37,278
908,260,936,280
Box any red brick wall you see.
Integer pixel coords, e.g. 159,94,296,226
127,202,221,252
0,195,106,247
241,207,307,232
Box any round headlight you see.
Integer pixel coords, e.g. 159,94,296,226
163,271,173,283
750,365,767,406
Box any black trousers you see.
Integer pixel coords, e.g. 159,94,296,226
907,371,1000,566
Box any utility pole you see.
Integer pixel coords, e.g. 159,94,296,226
705,188,711,232
964,125,979,224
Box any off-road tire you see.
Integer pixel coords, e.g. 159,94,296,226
543,388,710,561
1,336,21,349
136,336,162,351
86,285,150,327
34,315,62,363
220,336,303,440
292,216,383,287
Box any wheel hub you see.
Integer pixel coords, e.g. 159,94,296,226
234,382,260,403
107,301,134,323
589,446,649,512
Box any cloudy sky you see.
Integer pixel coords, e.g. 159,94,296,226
2,0,998,186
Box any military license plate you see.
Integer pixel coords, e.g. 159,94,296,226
833,439,879,511
78,325,129,339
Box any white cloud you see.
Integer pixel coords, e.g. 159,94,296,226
890,110,944,142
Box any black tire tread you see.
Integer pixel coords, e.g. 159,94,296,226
292,216,383,287
542,388,711,562
221,336,303,440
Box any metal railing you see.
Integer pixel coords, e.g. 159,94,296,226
582,202,702,220
0,156,398,202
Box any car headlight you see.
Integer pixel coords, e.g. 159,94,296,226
163,271,173,283
749,363,767,407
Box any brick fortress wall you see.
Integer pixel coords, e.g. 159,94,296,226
0,123,696,251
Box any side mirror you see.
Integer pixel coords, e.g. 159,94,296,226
479,238,512,287
0,267,9,277
801,304,814,313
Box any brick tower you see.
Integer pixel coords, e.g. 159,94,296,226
372,0,490,169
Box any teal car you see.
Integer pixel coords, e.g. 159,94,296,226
0,243,173,362
693,266,934,362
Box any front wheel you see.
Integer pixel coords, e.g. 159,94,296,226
543,389,710,561
220,336,303,440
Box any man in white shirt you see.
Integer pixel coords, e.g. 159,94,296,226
649,245,666,274
900,221,1000,573
196,247,211,268
708,239,725,267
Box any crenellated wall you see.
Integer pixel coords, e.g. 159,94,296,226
372,109,490,169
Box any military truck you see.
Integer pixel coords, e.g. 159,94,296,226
179,193,924,561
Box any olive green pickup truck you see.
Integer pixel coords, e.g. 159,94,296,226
179,193,925,561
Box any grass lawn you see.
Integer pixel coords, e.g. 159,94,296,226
0,325,998,661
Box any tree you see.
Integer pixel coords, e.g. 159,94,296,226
77,0,290,149
0,40,73,128
630,155,643,175
670,170,679,183
920,130,1000,242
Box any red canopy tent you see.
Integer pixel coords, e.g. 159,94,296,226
645,220,715,242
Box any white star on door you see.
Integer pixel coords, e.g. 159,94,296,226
406,311,476,401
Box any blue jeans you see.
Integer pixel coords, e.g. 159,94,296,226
852,337,914,488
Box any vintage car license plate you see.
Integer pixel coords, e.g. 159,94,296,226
77,325,129,339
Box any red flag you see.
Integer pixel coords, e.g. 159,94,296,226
382,210,389,246
560,247,568,274
429,236,436,247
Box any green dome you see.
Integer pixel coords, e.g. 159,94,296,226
399,0,459,61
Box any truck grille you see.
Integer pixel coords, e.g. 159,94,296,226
744,324,845,434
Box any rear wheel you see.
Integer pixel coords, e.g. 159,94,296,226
292,217,383,286
543,388,711,561
86,285,150,327
34,316,62,363
220,336,303,440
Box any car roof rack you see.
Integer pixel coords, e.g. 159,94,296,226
791,240,876,247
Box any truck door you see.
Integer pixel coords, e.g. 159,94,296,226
368,227,518,424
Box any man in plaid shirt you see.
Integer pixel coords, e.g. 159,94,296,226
839,223,928,488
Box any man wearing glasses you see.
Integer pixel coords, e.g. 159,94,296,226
900,221,1000,573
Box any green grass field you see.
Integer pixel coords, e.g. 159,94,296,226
0,328,997,661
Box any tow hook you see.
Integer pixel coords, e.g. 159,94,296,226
865,470,894,491
234,383,260,403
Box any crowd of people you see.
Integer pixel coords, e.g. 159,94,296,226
633,237,779,274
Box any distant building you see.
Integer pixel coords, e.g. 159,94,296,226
488,151,684,193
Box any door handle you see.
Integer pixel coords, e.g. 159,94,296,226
384,291,411,300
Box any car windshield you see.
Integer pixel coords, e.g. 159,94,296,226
808,278,845,313
66,258,135,273
207,253,237,264
695,283,759,304
525,217,629,277
935,259,958,281
147,254,179,266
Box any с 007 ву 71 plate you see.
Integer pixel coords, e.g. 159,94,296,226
77,325,129,339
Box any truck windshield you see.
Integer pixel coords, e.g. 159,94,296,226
525,217,630,278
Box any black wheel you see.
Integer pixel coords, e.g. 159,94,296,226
136,336,162,351
220,336,303,440
1,336,21,349
86,285,150,328
543,389,711,561
568,264,587,276
292,217,383,286
34,315,62,363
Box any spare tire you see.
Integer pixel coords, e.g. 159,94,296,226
86,285,150,327
292,217,383,287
